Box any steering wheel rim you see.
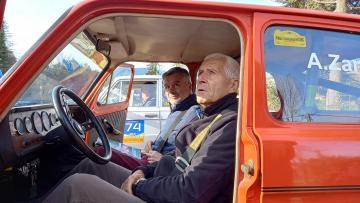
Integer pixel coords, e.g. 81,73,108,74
52,86,111,164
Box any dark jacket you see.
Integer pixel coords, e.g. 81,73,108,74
134,93,238,203
151,94,199,154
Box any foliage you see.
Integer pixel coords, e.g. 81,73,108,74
146,63,160,75
277,0,335,11
0,21,16,76
276,0,360,14
266,74,281,112
43,58,80,81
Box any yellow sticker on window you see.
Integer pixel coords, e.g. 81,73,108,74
274,30,306,47
124,133,145,143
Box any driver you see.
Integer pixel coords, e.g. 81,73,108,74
43,53,240,203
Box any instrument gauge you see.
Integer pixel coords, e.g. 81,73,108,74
41,111,51,131
14,118,25,135
32,112,43,134
50,113,57,126
24,117,33,133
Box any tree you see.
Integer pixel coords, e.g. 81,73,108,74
0,21,16,76
266,74,281,112
146,63,160,75
277,0,335,11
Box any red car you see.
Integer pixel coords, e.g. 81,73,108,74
0,0,360,202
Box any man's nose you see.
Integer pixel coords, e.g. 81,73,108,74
197,74,206,84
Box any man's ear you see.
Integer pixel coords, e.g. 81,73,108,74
188,81,193,92
230,79,239,92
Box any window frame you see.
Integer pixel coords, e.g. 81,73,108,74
91,63,134,116
255,12,360,127
264,25,360,123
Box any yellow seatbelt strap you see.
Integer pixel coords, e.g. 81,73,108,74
175,114,223,172
189,114,222,151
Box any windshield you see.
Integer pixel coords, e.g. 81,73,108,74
15,32,108,107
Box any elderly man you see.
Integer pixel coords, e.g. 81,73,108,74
44,53,240,203
96,67,199,170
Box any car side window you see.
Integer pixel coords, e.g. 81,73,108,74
97,66,132,105
264,26,360,122
129,81,158,107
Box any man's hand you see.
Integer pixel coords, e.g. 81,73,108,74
144,150,162,163
142,141,153,153
121,170,145,195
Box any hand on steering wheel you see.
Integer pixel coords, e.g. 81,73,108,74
52,86,111,164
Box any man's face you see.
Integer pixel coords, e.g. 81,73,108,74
163,73,192,105
196,57,238,107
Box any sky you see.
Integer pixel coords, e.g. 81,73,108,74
4,0,280,59
4,0,81,57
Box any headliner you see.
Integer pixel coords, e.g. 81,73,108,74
86,15,241,64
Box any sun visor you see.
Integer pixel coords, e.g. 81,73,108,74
109,41,129,59
88,18,116,35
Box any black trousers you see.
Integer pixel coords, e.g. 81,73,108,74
43,158,145,203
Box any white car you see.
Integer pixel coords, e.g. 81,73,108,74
98,74,171,149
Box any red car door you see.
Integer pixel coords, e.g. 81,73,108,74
85,63,134,146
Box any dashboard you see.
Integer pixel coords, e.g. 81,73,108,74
0,104,85,201
0,103,89,171
6,105,61,159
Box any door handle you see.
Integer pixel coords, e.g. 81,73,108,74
145,114,158,118
102,119,122,135
241,160,254,176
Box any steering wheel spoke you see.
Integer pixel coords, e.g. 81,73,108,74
60,97,73,119
81,120,94,131
52,86,111,164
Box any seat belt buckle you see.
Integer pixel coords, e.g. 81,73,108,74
175,156,189,172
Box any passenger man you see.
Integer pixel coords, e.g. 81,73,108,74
97,67,199,169
44,53,240,203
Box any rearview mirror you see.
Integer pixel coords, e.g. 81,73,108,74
96,39,111,57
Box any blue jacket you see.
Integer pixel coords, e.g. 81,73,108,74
151,94,199,154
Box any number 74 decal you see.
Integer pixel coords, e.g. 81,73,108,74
124,120,145,143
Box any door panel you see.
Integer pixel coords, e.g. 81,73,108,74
88,63,134,146
253,12,360,202
88,110,127,147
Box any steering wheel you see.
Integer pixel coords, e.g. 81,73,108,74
52,86,111,164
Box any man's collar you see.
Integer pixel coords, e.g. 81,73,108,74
171,94,198,112
203,93,238,116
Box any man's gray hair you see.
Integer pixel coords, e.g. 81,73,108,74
203,53,240,80
162,67,191,83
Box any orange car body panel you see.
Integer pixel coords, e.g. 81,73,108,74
0,0,359,202
252,12,360,202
